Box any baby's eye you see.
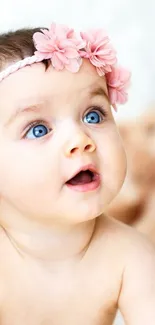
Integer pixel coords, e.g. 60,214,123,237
25,123,51,139
83,109,105,124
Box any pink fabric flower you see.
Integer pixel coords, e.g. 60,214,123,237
80,29,117,76
33,23,85,73
106,67,131,111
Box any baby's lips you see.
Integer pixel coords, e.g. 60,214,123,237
65,163,99,184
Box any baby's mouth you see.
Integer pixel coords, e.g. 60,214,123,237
65,164,101,192
66,170,95,186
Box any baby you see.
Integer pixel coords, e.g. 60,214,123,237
0,23,154,325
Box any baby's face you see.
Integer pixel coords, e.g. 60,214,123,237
0,60,126,224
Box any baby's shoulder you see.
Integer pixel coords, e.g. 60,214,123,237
93,215,155,265
85,215,155,299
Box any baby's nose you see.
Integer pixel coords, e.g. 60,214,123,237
63,131,96,157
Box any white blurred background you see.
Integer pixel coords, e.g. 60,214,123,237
1,1,154,324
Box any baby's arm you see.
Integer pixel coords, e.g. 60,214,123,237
118,235,155,325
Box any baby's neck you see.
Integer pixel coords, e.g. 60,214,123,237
1,215,97,264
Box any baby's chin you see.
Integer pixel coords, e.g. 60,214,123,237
54,193,120,225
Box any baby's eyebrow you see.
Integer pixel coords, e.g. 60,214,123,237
89,86,109,102
5,101,45,127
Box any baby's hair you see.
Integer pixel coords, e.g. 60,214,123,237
0,27,49,72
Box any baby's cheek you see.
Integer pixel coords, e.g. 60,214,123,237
0,143,54,195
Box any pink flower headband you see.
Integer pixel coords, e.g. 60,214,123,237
0,23,131,111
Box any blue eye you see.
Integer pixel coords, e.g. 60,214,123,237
25,124,50,139
83,110,103,124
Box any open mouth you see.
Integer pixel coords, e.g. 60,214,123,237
66,167,100,192
66,170,96,186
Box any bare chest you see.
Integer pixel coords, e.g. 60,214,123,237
0,259,118,325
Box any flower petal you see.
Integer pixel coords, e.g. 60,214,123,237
66,58,82,73
80,31,95,43
56,51,69,64
96,67,105,76
34,51,53,60
64,48,79,59
59,40,75,49
52,53,64,70
33,32,49,44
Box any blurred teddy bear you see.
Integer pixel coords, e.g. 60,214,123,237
105,108,155,244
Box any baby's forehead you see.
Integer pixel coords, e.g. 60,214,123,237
46,61,108,104
0,60,108,105
0,60,109,124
